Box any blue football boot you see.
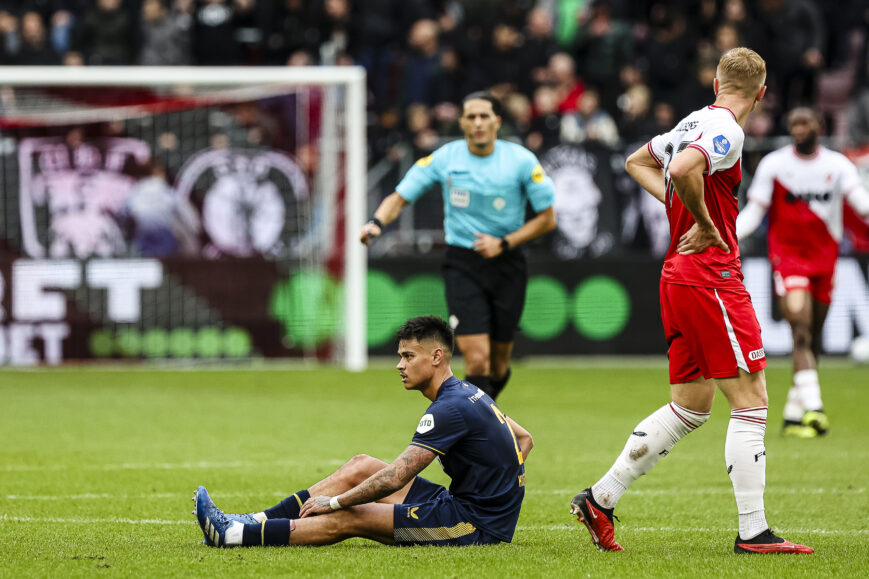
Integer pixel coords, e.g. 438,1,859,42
226,512,259,525
193,486,233,547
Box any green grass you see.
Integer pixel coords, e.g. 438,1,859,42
1,361,867,577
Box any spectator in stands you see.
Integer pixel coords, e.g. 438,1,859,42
313,0,353,65
478,22,523,93
560,88,619,148
618,84,657,143
138,0,192,66
14,11,61,65
403,19,441,107
721,0,761,53
641,3,693,108
0,8,19,63
258,0,314,65
573,0,632,117
72,0,136,65
547,52,585,114
527,85,563,152
519,7,559,95
755,0,825,123
192,0,242,65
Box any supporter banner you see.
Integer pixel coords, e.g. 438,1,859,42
2,254,866,365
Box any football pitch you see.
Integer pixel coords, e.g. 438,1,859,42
1,360,867,577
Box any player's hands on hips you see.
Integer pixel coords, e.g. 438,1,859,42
359,222,382,245
299,496,334,518
472,233,503,258
677,223,729,255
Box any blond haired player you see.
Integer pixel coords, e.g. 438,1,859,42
569,48,813,554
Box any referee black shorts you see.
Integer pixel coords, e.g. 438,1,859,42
442,245,528,342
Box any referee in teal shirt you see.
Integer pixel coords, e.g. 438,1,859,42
360,92,556,400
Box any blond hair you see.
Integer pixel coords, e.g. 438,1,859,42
716,47,766,97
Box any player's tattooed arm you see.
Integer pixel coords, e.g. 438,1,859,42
300,445,435,517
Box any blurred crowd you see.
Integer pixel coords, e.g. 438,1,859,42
1,0,869,161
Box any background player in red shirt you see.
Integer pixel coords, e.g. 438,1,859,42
569,48,813,555
736,108,869,437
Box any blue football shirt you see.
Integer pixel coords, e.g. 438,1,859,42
410,376,526,542
395,139,555,249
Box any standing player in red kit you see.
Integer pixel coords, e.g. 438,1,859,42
569,48,813,554
737,108,869,438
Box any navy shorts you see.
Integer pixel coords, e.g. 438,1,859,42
442,245,528,342
392,477,501,546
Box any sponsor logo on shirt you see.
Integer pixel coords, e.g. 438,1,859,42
450,187,470,208
678,121,699,132
467,388,485,403
416,154,434,167
785,190,832,203
416,413,435,434
720,270,731,278
713,135,730,155
748,348,765,361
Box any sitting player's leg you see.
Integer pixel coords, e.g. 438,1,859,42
195,485,398,547
236,455,415,523
716,370,812,553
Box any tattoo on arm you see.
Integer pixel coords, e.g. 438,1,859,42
339,445,435,507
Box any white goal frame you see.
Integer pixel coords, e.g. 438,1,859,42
0,66,368,371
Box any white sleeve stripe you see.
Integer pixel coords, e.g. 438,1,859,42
686,144,711,171
647,141,664,168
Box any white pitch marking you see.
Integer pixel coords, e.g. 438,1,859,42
520,524,868,535
1,515,864,536
0,459,345,473
527,487,865,496
5,487,864,501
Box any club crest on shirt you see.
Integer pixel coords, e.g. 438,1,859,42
493,197,506,210
417,413,435,434
713,135,730,155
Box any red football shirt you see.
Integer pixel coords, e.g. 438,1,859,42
648,105,745,288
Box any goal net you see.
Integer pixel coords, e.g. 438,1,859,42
0,66,367,370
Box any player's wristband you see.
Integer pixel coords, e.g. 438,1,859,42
500,237,510,252
329,496,343,511
368,217,383,229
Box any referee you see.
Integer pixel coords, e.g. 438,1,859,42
360,92,556,400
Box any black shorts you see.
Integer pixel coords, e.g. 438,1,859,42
392,477,502,546
442,245,528,342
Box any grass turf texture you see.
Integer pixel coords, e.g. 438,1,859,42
1,362,867,577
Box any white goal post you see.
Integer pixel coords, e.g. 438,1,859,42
0,66,368,371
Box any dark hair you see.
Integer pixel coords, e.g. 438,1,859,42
462,91,502,117
396,316,455,354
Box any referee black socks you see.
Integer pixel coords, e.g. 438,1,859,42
465,375,491,395
263,490,310,520
489,368,512,400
